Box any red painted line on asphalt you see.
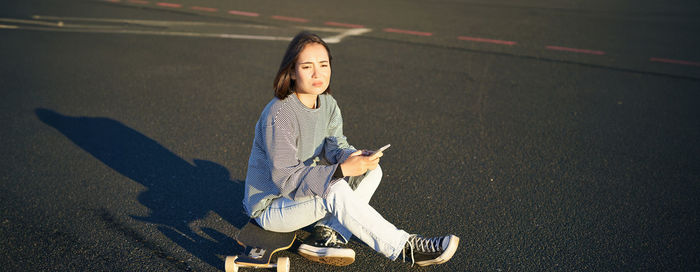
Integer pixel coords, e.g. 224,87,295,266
271,15,310,23
228,10,259,17
127,0,149,4
458,36,516,45
190,6,217,12
546,45,605,55
650,57,700,67
325,21,365,28
156,2,181,8
383,28,432,36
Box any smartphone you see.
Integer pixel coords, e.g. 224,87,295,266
369,144,390,159
376,144,391,153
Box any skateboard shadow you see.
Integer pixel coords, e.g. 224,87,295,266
36,108,249,270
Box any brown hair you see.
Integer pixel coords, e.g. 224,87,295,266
273,32,332,99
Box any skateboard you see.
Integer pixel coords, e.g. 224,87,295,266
225,219,296,272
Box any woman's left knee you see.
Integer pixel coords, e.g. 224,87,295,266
368,164,382,180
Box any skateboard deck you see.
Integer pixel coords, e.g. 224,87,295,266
225,219,296,272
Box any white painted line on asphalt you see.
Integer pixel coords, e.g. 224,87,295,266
4,16,369,44
0,24,19,29
31,15,274,29
0,23,294,41
0,17,146,30
383,28,432,36
299,26,355,33
324,28,372,44
0,18,64,27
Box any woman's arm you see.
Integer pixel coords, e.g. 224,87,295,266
324,103,357,164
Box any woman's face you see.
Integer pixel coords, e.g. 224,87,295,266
292,43,331,96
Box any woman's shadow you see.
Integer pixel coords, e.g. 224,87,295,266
36,108,249,269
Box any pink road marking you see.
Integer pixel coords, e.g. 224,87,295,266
546,45,605,55
228,10,259,17
325,21,365,28
458,36,516,45
383,28,432,36
650,57,700,67
190,6,217,12
128,0,149,4
156,2,181,8
271,15,310,23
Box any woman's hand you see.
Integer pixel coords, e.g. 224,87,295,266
340,150,382,176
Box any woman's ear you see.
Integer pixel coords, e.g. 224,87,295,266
290,67,296,81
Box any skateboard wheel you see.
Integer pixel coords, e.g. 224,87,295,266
225,256,239,272
276,257,290,272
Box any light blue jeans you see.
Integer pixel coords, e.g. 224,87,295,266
255,166,410,260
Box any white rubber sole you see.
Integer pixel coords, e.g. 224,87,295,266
298,244,356,266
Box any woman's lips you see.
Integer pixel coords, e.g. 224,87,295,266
312,81,323,87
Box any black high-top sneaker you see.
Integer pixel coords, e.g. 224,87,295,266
298,226,355,266
402,234,459,266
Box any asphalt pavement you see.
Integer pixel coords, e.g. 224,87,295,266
1,0,699,271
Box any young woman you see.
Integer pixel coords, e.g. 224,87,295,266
242,31,459,267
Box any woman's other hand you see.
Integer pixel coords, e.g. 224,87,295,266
340,150,382,176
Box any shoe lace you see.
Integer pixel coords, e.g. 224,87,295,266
315,227,342,247
414,236,442,253
402,237,416,267
402,235,443,267
321,228,339,246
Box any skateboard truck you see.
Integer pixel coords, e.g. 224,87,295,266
225,219,295,272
